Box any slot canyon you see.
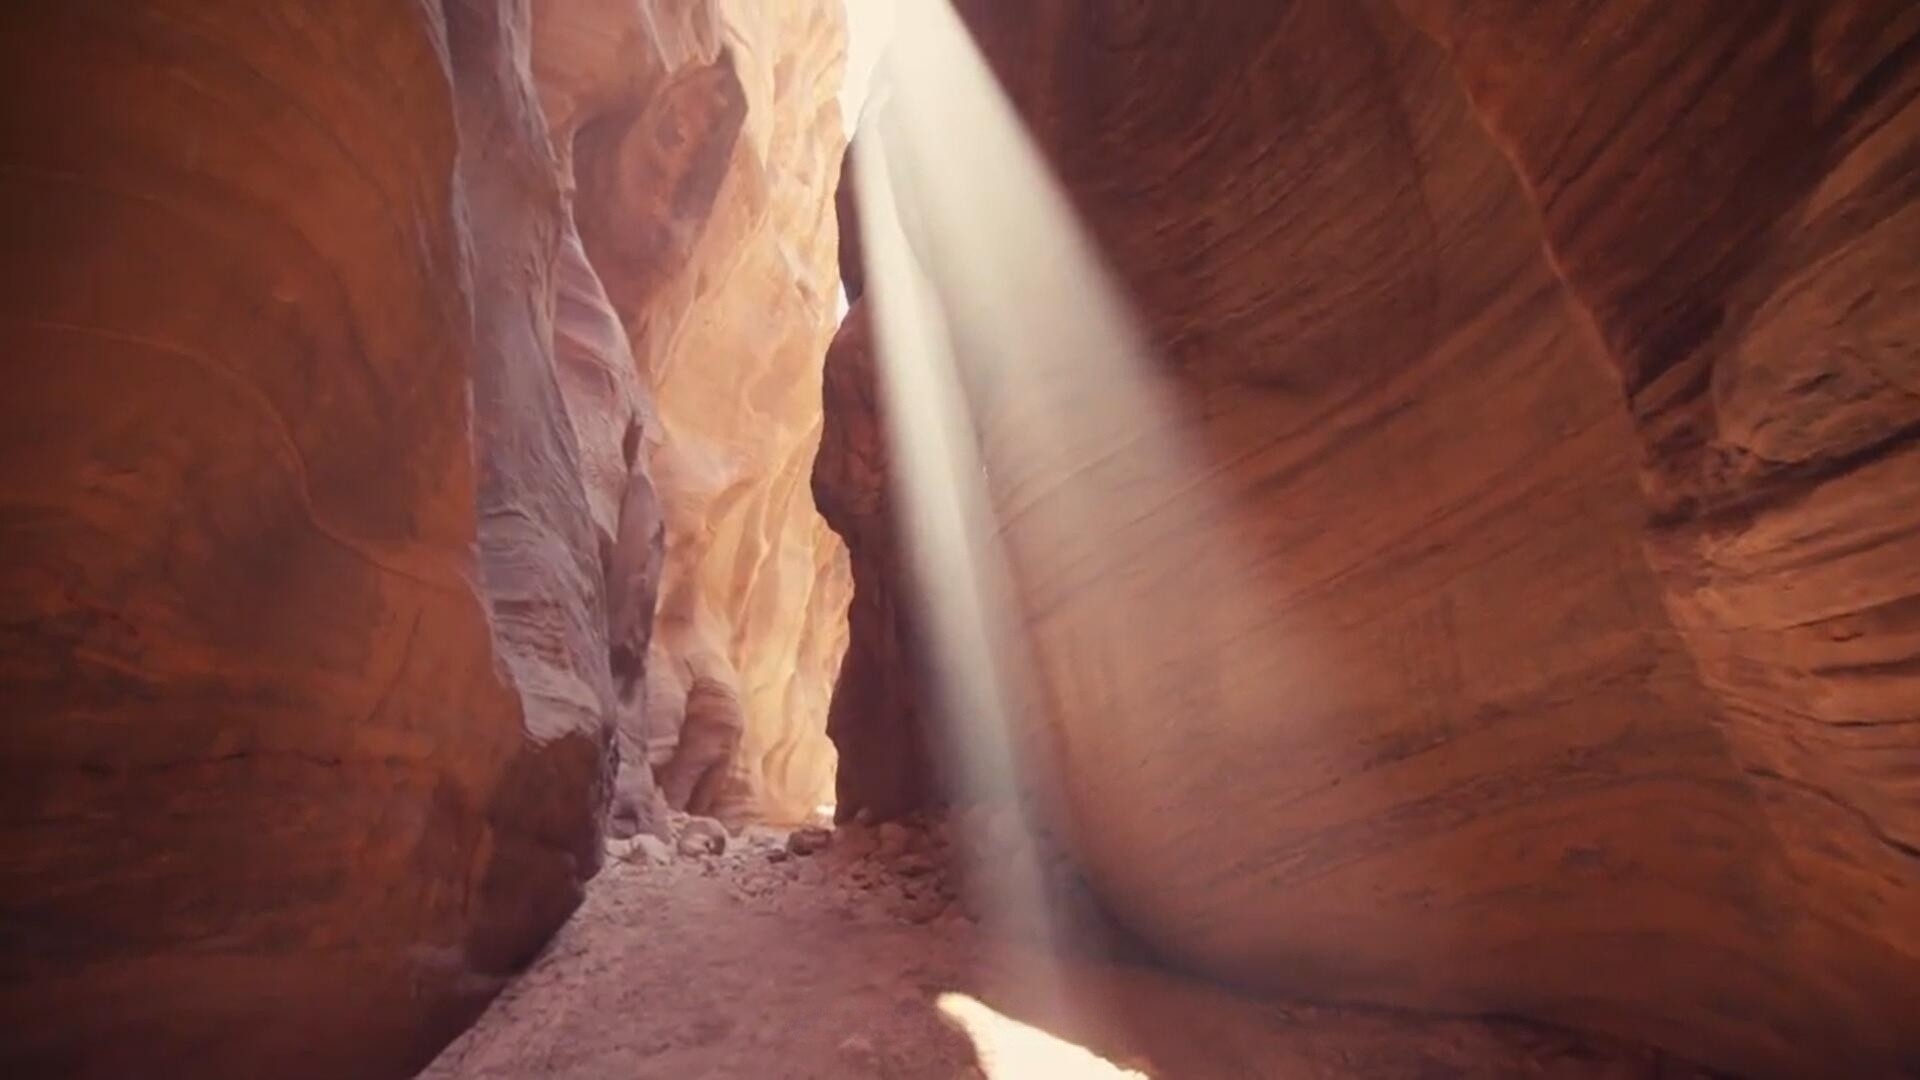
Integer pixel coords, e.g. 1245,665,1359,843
2,1,1917,1077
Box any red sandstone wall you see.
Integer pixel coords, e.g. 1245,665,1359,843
0,1,848,1075
818,3,1920,1074
0,2,617,1075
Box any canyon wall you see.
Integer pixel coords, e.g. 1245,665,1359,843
821,1,1920,1075
0,1,620,1075
0,0,847,1076
546,0,851,826
814,128,939,822
815,302,941,821
639,0,849,827
1407,0,1920,1020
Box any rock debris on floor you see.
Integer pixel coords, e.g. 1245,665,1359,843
423,813,1710,1079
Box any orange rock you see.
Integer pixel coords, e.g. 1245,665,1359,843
0,0,615,1074
558,1,853,826
820,1,1920,1075
0,0,850,1074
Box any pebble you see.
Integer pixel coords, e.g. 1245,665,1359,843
898,891,948,925
874,822,914,860
787,826,834,856
892,852,937,878
630,834,674,866
678,816,729,856
833,822,879,860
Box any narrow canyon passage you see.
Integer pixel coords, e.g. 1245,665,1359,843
3,1,1919,1079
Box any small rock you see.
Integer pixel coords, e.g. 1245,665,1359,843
934,909,973,930
892,852,937,878
898,891,948,924
678,832,722,857
874,822,913,860
786,825,833,856
605,834,674,866
838,1034,879,1068
678,816,729,856
630,834,674,866
767,848,790,863
739,824,788,848
832,822,879,861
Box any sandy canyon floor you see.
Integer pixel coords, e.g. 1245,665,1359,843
422,817,1709,1079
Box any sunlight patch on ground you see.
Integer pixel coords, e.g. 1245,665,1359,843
938,994,1150,1079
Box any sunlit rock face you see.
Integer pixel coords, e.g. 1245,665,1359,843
543,0,852,826
0,1,620,1075
820,1,1919,1075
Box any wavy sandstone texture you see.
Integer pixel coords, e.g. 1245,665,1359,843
822,1,1920,1075
543,0,851,826
0,1,618,1076
0,0,846,1076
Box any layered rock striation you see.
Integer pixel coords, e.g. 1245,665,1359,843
544,0,852,827
0,0,849,1076
819,2,1920,1075
0,2,616,1075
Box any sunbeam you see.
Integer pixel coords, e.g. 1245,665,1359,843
850,0,1338,996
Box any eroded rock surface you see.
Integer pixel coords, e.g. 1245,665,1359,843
1,0,850,1075
814,302,943,822
824,1,1920,1075
0,1,618,1076
1411,0,1920,1019
549,1,853,826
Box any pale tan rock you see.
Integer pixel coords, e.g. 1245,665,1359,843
678,815,731,857
533,2,851,833
607,835,674,868
554,1,853,827
638,835,676,867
